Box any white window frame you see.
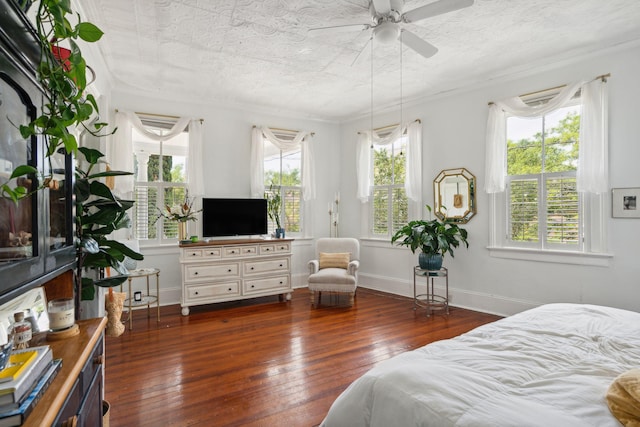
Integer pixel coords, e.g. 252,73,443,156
369,135,410,239
488,94,611,266
263,138,304,237
133,119,190,245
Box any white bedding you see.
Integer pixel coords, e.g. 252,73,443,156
321,303,640,427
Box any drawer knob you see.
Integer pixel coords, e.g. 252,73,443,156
94,355,104,365
251,285,255,288
192,253,196,256
194,272,198,275
228,269,232,272
250,267,254,270
228,288,232,291
195,291,199,295
279,281,283,284
265,248,270,251
279,264,283,267
209,252,215,255
231,250,236,254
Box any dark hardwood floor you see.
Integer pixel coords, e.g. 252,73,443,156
104,288,501,426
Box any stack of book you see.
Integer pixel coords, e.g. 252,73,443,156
0,346,61,427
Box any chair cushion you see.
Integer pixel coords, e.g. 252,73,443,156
308,267,357,286
319,252,350,269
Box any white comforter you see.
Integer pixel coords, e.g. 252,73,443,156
321,303,640,427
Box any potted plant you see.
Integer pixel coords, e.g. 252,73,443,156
75,147,143,303
152,190,201,241
265,185,284,238
391,205,469,270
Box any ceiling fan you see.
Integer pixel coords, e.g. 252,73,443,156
309,0,474,65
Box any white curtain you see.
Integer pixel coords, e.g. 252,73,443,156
577,79,609,194
109,111,202,197
250,127,316,201
484,80,608,194
109,111,135,199
356,120,422,202
187,119,204,197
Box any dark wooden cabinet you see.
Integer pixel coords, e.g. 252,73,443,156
0,0,76,306
25,318,107,427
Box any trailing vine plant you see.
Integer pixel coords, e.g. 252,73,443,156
1,0,113,201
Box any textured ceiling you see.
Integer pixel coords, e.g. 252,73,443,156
81,0,640,121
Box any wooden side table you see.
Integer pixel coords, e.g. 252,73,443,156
413,266,449,316
121,267,160,330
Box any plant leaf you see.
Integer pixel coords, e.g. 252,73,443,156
77,22,104,42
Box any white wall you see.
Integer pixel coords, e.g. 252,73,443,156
339,42,640,316
96,41,640,316
108,92,342,304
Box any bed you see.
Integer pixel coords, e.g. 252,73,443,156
320,303,640,427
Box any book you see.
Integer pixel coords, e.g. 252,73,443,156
0,359,62,427
0,350,38,384
0,346,52,407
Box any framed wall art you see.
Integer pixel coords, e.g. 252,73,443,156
612,187,640,218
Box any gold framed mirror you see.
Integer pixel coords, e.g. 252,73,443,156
433,168,476,224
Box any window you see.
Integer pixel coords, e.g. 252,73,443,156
132,118,190,243
506,102,581,250
263,137,303,235
371,135,408,237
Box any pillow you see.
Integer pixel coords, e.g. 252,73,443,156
318,252,350,269
606,368,640,427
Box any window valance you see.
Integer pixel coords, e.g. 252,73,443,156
484,78,608,194
356,120,422,202
250,126,316,201
108,111,204,198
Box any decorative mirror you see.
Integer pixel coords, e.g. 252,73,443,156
433,168,476,223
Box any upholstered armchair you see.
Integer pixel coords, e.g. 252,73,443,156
307,238,360,307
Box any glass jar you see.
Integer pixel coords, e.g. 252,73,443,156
13,312,32,349
48,298,75,331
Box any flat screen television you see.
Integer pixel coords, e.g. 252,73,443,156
202,198,268,238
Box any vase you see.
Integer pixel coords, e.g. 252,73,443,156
105,290,126,337
419,253,443,271
275,228,285,239
178,222,188,241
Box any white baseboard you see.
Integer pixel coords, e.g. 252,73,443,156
154,273,539,317
358,273,539,317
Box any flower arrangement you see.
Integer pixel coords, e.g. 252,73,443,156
154,191,201,224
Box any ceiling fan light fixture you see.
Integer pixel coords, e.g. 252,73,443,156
373,21,399,44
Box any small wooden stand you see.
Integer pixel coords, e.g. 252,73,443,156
46,323,80,340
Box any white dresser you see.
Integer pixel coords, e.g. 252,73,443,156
179,239,293,315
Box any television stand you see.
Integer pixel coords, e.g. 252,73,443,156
179,238,293,315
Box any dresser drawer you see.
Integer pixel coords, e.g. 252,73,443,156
259,244,276,255
244,275,290,293
202,247,222,258
183,248,203,259
274,242,291,253
186,281,240,300
244,257,289,275
224,245,258,257
185,262,240,281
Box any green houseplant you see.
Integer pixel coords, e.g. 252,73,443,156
75,147,143,301
391,205,469,270
1,0,111,203
265,184,284,238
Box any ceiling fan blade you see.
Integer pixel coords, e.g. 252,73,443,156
400,29,438,59
402,0,474,23
371,0,392,15
308,23,369,35
351,36,372,67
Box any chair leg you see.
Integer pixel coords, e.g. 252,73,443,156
349,292,355,306
309,291,316,307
